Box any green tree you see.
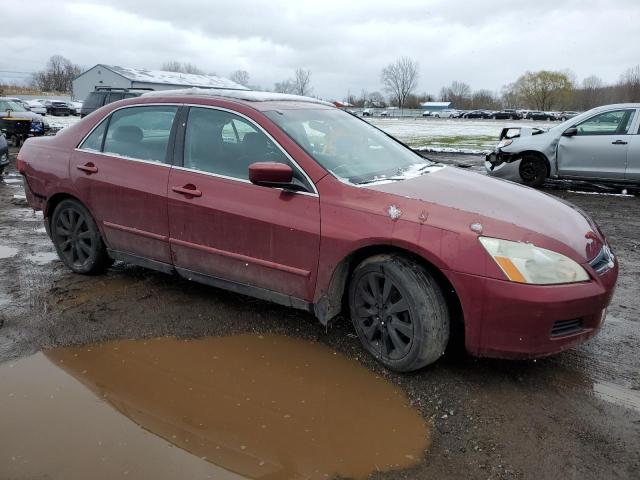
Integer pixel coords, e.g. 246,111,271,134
512,70,574,110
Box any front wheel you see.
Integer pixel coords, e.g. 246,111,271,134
349,255,450,372
51,199,111,274
519,154,548,188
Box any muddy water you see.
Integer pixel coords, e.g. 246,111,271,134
0,245,18,259
0,334,429,480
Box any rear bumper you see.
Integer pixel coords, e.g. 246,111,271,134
447,262,618,359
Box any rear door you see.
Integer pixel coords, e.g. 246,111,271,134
557,108,636,180
167,106,320,301
71,105,179,264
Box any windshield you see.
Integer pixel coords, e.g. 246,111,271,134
0,100,28,113
265,108,433,184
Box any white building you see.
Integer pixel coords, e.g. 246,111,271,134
72,64,247,101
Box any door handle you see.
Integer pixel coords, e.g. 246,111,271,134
76,162,98,174
172,184,202,197
611,140,628,145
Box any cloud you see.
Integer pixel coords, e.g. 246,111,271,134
1,0,639,99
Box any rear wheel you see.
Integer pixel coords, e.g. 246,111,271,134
51,199,111,274
348,254,449,372
519,154,548,188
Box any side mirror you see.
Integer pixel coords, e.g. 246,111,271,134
562,126,578,137
249,162,299,190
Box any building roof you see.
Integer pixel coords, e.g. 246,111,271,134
96,65,249,90
142,87,333,106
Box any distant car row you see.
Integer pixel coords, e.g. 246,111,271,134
421,109,580,121
1,97,83,116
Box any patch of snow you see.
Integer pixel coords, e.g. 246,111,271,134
143,87,333,106
567,190,634,198
414,146,491,155
0,246,18,259
28,251,60,265
387,205,402,220
354,162,445,186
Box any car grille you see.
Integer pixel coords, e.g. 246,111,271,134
551,319,584,337
589,245,615,275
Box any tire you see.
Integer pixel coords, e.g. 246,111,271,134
519,154,548,188
348,254,450,372
51,199,111,274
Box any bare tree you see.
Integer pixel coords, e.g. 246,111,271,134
31,55,81,92
440,81,472,109
380,57,419,109
162,61,204,75
619,65,640,102
293,68,312,96
229,70,250,86
274,80,294,94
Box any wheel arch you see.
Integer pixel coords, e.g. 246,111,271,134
44,192,105,241
314,243,465,349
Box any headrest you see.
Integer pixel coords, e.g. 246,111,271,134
113,125,143,143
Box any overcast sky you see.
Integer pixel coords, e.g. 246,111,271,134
2,0,639,99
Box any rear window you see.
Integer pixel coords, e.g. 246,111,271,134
83,92,105,109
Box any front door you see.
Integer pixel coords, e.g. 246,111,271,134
167,106,321,302
71,105,179,263
557,108,636,180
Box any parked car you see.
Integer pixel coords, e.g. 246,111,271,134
80,87,152,117
486,103,640,187
462,110,492,119
42,100,72,116
558,111,579,121
67,101,83,116
378,110,389,117
491,109,522,120
17,90,618,372
0,132,8,175
431,109,459,118
421,110,432,117
525,111,553,121
362,108,372,117
25,100,47,116
0,97,50,142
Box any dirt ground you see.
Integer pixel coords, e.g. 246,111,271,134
0,149,639,479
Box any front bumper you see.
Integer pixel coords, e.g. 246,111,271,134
485,151,522,182
447,260,618,359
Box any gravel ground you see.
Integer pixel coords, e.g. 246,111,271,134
0,148,639,479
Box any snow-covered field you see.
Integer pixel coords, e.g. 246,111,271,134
368,117,556,154
44,113,557,155
46,114,81,131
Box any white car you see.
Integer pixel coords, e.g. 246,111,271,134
431,109,459,118
25,100,47,116
67,101,83,116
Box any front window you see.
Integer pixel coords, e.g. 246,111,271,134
576,109,635,136
264,108,433,185
0,100,28,113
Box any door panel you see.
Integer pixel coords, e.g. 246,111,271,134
71,151,172,262
168,169,320,301
70,105,179,263
557,109,636,180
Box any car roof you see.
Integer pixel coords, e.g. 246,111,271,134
141,87,334,111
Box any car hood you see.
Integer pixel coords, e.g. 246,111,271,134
366,167,603,262
4,110,44,122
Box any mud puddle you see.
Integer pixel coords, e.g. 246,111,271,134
28,251,60,265
0,334,429,480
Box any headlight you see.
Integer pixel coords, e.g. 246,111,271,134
479,237,589,285
496,139,513,149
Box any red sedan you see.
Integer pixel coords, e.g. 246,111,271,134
17,90,618,371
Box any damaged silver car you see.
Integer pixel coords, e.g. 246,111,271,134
485,104,640,187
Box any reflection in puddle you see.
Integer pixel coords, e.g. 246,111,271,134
0,335,429,479
0,245,18,259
